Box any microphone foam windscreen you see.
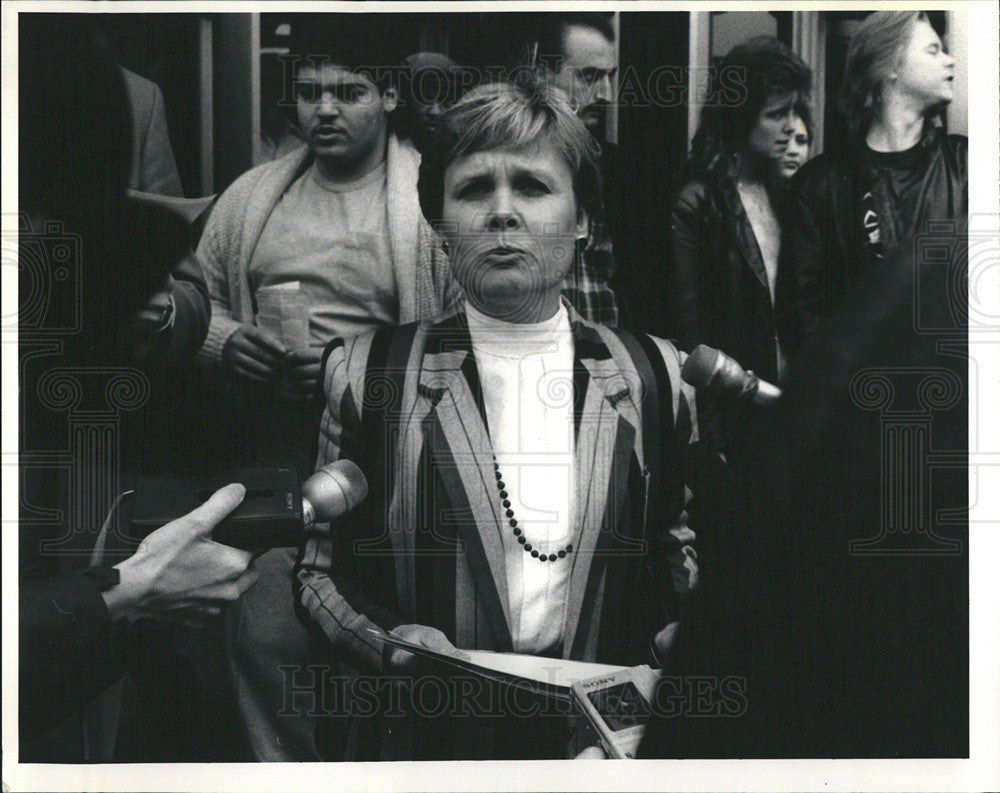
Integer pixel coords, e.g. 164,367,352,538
681,345,722,389
303,459,370,524
681,344,758,400
333,459,369,508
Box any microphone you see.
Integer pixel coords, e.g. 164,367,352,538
301,459,369,528
681,345,782,406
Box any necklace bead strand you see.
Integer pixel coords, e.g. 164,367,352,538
493,456,573,562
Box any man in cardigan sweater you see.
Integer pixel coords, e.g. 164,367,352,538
196,48,459,760
196,66,459,474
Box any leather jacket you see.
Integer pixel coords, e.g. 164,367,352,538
668,172,782,469
776,128,968,357
669,173,781,384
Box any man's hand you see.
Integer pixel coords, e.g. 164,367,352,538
387,624,470,673
652,621,681,667
222,325,289,384
133,275,176,334
278,346,323,401
104,483,257,630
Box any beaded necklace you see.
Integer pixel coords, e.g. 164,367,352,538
492,454,573,563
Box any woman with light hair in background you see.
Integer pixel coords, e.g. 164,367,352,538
776,10,966,357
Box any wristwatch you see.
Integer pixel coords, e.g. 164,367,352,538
152,293,176,333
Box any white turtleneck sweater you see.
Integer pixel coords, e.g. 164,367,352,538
465,302,576,655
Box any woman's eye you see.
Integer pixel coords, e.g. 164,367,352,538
456,181,490,199
516,179,550,196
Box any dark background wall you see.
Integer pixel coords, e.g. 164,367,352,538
616,12,689,338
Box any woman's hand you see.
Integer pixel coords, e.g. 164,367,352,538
387,624,470,672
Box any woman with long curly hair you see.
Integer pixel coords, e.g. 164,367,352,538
669,36,811,467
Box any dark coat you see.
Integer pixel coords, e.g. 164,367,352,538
775,129,968,357
668,173,781,467
669,174,780,384
122,68,183,197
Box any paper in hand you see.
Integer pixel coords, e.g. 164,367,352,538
255,282,310,351
372,629,627,701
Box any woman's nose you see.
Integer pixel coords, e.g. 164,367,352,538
486,211,521,231
485,188,522,231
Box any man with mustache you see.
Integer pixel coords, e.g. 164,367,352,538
196,29,459,760
534,13,624,328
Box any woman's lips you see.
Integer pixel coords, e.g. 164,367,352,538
483,246,528,264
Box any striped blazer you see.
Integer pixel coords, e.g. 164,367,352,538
296,306,703,674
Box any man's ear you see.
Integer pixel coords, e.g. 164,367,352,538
382,86,399,114
575,207,590,242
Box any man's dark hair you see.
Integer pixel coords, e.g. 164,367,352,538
534,12,615,70
689,36,812,179
394,52,465,146
285,14,404,93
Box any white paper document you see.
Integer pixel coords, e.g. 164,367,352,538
254,281,311,351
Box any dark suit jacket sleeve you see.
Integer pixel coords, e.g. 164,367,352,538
124,198,210,366
296,334,404,673
645,338,705,629
166,249,211,363
124,69,183,197
19,568,127,742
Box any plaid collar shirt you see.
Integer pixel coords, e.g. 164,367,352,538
560,205,620,327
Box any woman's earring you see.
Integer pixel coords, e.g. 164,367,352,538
441,239,450,255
